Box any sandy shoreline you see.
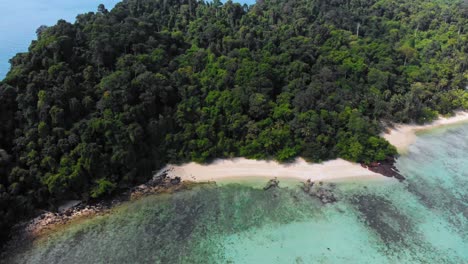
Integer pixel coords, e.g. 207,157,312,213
383,111,468,154
6,111,467,247
160,111,468,184
160,158,392,184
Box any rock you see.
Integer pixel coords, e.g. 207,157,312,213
64,210,73,217
302,181,338,204
302,179,314,193
13,167,187,241
153,168,172,182
58,200,82,213
150,176,164,186
366,158,405,181
263,177,280,190
149,168,180,187
170,177,181,185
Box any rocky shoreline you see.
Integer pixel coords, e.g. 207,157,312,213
361,157,405,181
2,158,404,254
2,170,187,254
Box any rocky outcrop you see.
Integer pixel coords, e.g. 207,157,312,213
150,168,173,186
263,177,280,190
170,177,181,185
302,180,338,204
302,179,314,193
362,157,405,181
9,172,186,243
58,200,82,213
24,204,109,236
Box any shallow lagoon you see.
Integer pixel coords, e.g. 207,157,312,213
5,123,468,263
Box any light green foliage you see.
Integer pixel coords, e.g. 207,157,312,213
90,179,117,198
32,34,57,52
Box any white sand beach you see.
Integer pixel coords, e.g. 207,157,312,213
383,111,468,154
160,158,389,183
158,111,468,184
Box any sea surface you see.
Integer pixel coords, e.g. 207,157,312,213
4,123,468,263
0,0,121,79
0,0,256,80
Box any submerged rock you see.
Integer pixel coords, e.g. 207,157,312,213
315,188,337,204
302,179,315,193
263,177,280,190
302,180,338,204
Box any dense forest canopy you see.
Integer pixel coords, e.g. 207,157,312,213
0,0,467,243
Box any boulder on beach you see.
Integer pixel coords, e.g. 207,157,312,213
170,177,181,185
58,200,82,213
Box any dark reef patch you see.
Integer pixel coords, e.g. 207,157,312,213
348,192,466,263
407,179,468,238
349,194,417,249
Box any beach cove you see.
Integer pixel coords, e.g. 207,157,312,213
159,111,468,184
383,111,468,153
3,113,468,263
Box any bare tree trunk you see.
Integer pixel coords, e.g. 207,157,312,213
356,22,361,37
189,0,193,17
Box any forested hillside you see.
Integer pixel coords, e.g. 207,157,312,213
0,0,467,243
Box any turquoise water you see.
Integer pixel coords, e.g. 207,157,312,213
4,123,468,263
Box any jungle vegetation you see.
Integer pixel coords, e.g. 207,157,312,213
0,0,467,243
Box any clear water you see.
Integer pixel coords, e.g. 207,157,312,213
0,0,255,80
5,124,468,263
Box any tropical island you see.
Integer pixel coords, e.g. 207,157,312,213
0,0,467,249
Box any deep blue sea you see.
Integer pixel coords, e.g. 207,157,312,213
0,0,255,80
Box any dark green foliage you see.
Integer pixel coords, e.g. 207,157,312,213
0,0,467,244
